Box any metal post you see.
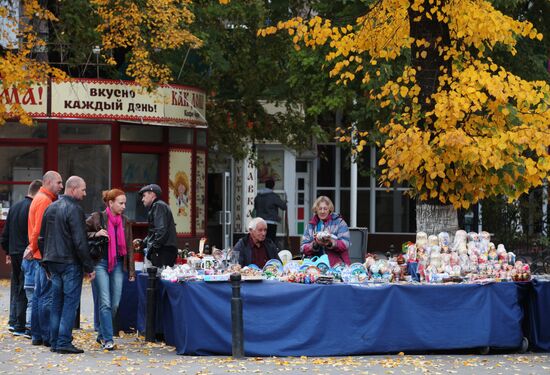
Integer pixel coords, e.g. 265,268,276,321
145,267,158,342
230,273,244,358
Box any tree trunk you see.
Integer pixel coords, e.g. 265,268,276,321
416,201,459,236
409,0,458,231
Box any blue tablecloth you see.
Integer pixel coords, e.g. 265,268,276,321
116,277,138,332
136,275,528,356
523,279,550,351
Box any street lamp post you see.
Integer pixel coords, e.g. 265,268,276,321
92,45,101,78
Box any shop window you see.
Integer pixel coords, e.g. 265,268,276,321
340,147,372,188
375,190,416,232
339,190,371,228
296,160,308,173
257,149,285,190
169,127,193,144
59,122,111,140
58,144,110,215
122,153,160,221
121,124,162,142
0,146,44,211
317,145,335,187
0,121,47,138
197,129,207,146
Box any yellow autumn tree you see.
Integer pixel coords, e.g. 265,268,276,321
261,0,550,211
1,0,202,125
0,0,66,125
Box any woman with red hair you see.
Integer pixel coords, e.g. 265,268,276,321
86,188,135,350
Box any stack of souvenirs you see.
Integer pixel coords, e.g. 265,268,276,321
160,230,532,284
393,230,531,283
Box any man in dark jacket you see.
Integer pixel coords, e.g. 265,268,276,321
139,184,178,268
1,179,42,336
234,217,280,268
254,178,287,243
39,176,96,354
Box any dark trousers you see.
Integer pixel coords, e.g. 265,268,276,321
8,254,27,331
266,224,278,243
149,246,177,268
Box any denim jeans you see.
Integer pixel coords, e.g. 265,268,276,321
48,262,83,349
24,288,33,330
22,259,38,330
31,265,52,342
8,254,27,331
91,258,123,343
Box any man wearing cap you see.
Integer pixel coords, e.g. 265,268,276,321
139,184,178,267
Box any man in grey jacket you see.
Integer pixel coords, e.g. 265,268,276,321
254,178,287,243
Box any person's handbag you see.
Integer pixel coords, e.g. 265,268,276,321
88,213,107,261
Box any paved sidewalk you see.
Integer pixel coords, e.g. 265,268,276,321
0,279,549,374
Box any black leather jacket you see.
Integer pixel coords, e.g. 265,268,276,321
145,198,177,251
38,195,95,273
1,196,32,255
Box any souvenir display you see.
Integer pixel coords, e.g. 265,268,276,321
159,229,535,286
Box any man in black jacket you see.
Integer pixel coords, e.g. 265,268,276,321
39,176,95,354
139,184,177,268
1,179,42,336
234,217,280,268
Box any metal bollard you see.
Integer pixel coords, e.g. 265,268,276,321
230,272,244,358
145,267,158,342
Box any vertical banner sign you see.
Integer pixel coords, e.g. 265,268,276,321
169,149,193,236
243,157,257,229
233,162,243,232
195,151,206,236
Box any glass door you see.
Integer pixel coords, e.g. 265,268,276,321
122,153,160,222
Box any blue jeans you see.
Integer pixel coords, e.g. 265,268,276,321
31,265,52,342
24,288,33,330
92,258,123,343
49,263,83,349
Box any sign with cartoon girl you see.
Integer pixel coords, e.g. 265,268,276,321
169,148,193,235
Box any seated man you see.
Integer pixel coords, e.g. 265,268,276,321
234,217,280,268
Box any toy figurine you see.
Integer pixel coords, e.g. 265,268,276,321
452,230,468,254
438,232,451,252
416,232,428,251
479,231,491,254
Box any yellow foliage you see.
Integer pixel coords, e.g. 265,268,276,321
92,0,202,88
259,0,550,208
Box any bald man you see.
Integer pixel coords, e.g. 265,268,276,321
25,170,63,347
39,176,95,354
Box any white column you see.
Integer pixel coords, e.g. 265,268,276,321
284,150,296,236
370,145,376,233
350,127,358,228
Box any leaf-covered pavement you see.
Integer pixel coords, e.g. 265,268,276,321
0,280,549,374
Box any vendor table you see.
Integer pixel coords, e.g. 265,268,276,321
523,279,550,351
135,275,535,356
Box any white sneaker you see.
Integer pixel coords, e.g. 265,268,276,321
102,341,115,351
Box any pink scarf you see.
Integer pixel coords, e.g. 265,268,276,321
106,207,127,273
